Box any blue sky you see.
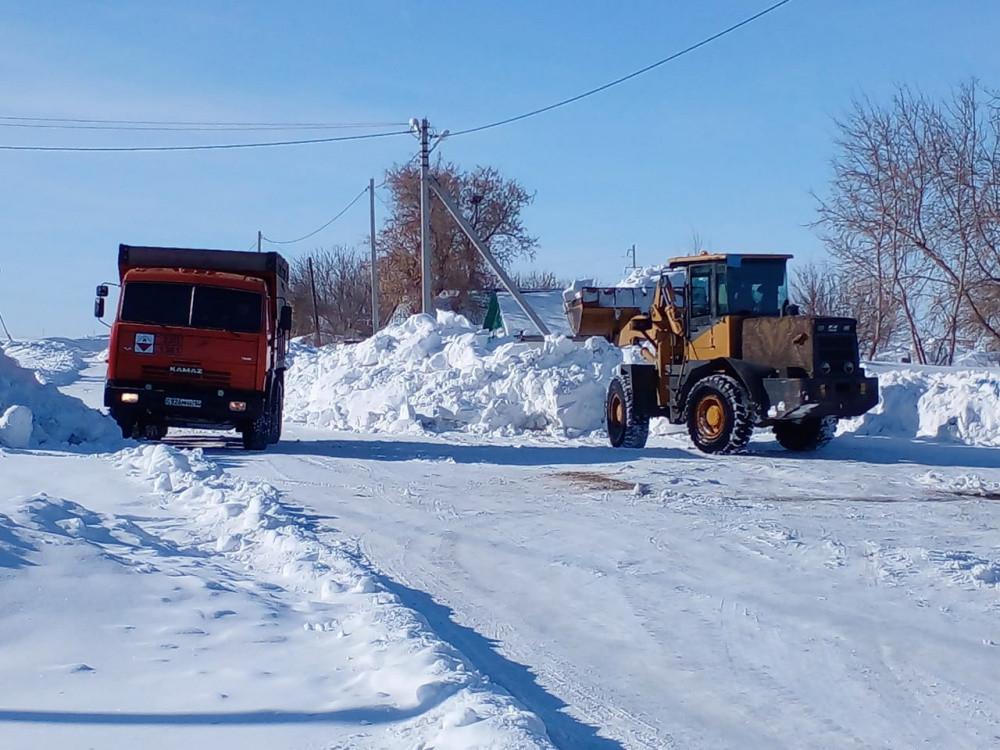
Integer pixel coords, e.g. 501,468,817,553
1,1,999,338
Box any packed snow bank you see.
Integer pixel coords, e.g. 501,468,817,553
3,336,106,386
286,313,1000,448
0,347,118,448
114,443,552,748
285,312,623,437
842,365,1000,447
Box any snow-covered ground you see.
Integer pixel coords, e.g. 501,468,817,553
2,321,1000,749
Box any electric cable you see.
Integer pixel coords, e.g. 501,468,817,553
0,115,407,129
450,0,792,137
262,185,369,245
0,119,408,132
0,128,411,152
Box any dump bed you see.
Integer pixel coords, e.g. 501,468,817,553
117,244,289,308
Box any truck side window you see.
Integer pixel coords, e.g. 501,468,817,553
690,267,711,319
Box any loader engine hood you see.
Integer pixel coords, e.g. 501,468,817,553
741,316,862,378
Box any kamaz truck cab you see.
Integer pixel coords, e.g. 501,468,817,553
96,245,292,450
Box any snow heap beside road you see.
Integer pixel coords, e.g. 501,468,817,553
843,365,1000,447
114,442,552,749
286,312,1000,448
0,346,118,448
286,312,624,437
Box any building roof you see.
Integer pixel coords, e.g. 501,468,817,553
492,289,575,337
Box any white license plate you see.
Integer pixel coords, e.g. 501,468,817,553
165,397,201,408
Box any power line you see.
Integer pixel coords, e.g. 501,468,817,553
0,115,407,128
0,128,412,152
0,118,408,132
262,185,370,245
450,0,793,137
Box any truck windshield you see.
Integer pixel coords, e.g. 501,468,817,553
120,281,263,333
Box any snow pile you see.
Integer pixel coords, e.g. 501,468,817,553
114,443,552,748
842,366,1000,446
2,337,106,386
285,311,624,437
0,347,119,448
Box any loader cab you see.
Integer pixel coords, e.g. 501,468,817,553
669,254,792,340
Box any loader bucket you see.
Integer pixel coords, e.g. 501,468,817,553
563,286,656,339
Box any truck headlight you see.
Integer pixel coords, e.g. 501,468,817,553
229,401,247,412
820,362,831,374
844,362,855,373
121,392,139,403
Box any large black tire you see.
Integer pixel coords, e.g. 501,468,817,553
684,374,755,454
267,377,284,445
241,404,270,451
773,416,837,451
606,373,650,449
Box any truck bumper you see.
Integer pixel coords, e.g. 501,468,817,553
105,380,265,430
761,376,878,423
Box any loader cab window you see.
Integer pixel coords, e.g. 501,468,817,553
689,265,712,319
726,259,789,316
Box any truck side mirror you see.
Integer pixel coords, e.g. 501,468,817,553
279,305,293,332
94,297,106,319
96,284,109,298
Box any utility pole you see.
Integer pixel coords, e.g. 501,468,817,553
418,118,433,316
308,256,321,347
0,268,12,342
369,177,379,333
429,176,550,336
626,243,637,269
257,230,262,253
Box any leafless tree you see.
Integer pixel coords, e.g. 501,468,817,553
814,81,1000,363
376,160,538,319
289,247,372,341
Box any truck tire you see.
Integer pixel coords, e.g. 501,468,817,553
773,416,837,451
267,378,284,445
606,373,649,449
241,405,270,451
684,374,755,454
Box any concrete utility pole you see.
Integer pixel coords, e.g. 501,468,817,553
627,243,637,269
369,177,380,333
308,256,321,347
429,176,550,336
418,118,433,315
257,230,262,253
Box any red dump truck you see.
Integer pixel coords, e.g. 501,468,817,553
95,244,292,450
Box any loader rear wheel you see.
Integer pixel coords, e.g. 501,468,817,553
773,416,837,451
606,373,649,449
685,374,754,454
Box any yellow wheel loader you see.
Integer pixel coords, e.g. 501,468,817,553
565,254,879,454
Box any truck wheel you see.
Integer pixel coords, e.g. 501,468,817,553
773,416,837,451
241,406,270,451
267,378,283,444
684,374,755,454
606,373,649,449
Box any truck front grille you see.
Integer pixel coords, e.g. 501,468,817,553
141,365,232,387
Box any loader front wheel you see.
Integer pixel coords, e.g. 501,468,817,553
685,374,754,454
773,416,837,451
606,374,649,449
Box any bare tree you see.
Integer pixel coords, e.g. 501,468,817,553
289,247,372,341
814,81,1000,363
376,160,538,319
507,269,569,290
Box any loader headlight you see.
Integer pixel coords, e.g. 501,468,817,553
820,361,831,374
121,392,139,403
